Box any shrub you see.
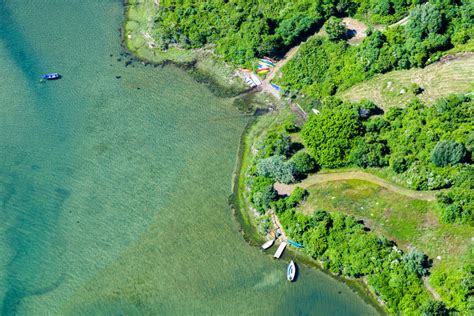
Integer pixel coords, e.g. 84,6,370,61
256,155,296,184
250,176,277,213
420,300,448,316
403,249,430,277
290,151,317,178
431,140,466,167
257,131,291,159
324,16,346,41
287,187,308,207
436,182,473,225
301,105,364,168
350,139,389,168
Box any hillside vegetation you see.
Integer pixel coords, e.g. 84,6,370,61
339,53,474,109
275,1,473,103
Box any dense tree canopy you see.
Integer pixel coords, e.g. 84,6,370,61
149,0,425,65
324,16,347,41
301,104,364,167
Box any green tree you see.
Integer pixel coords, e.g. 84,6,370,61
406,3,442,41
431,140,466,167
256,155,296,184
324,16,347,41
403,249,430,277
301,105,364,168
257,131,291,159
420,300,448,316
250,176,277,213
290,151,317,178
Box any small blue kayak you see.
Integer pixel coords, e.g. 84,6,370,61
41,73,61,80
288,239,304,248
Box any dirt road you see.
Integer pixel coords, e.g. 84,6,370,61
275,171,437,201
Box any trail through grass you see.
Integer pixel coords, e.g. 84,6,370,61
296,179,473,306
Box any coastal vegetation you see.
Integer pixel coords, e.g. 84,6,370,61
144,0,418,66
240,110,435,314
242,104,472,313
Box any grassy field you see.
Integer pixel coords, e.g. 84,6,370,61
297,179,472,301
339,53,474,109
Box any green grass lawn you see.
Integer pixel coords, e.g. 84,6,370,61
297,179,472,283
339,54,474,109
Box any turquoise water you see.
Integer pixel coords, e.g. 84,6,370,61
0,1,380,314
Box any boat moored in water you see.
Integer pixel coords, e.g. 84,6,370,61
41,73,61,80
287,260,296,282
261,239,274,250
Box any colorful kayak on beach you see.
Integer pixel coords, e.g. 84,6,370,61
259,59,274,67
264,56,277,64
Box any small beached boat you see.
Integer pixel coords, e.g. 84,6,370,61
288,239,304,248
41,73,61,80
244,75,256,87
261,239,274,250
250,73,262,86
264,56,277,64
287,260,296,282
270,83,281,91
259,59,275,67
274,241,287,259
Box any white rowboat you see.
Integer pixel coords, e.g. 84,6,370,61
261,239,274,250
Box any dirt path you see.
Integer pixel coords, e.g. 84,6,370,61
275,171,437,201
343,17,369,45
265,45,300,83
423,277,442,300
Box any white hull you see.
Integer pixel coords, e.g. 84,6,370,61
287,260,296,281
261,239,274,250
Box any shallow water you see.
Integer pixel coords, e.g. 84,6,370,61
0,1,380,314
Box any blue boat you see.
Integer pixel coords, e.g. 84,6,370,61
287,239,304,248
41,73,61,80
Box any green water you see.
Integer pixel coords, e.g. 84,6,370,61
0,1,380,314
